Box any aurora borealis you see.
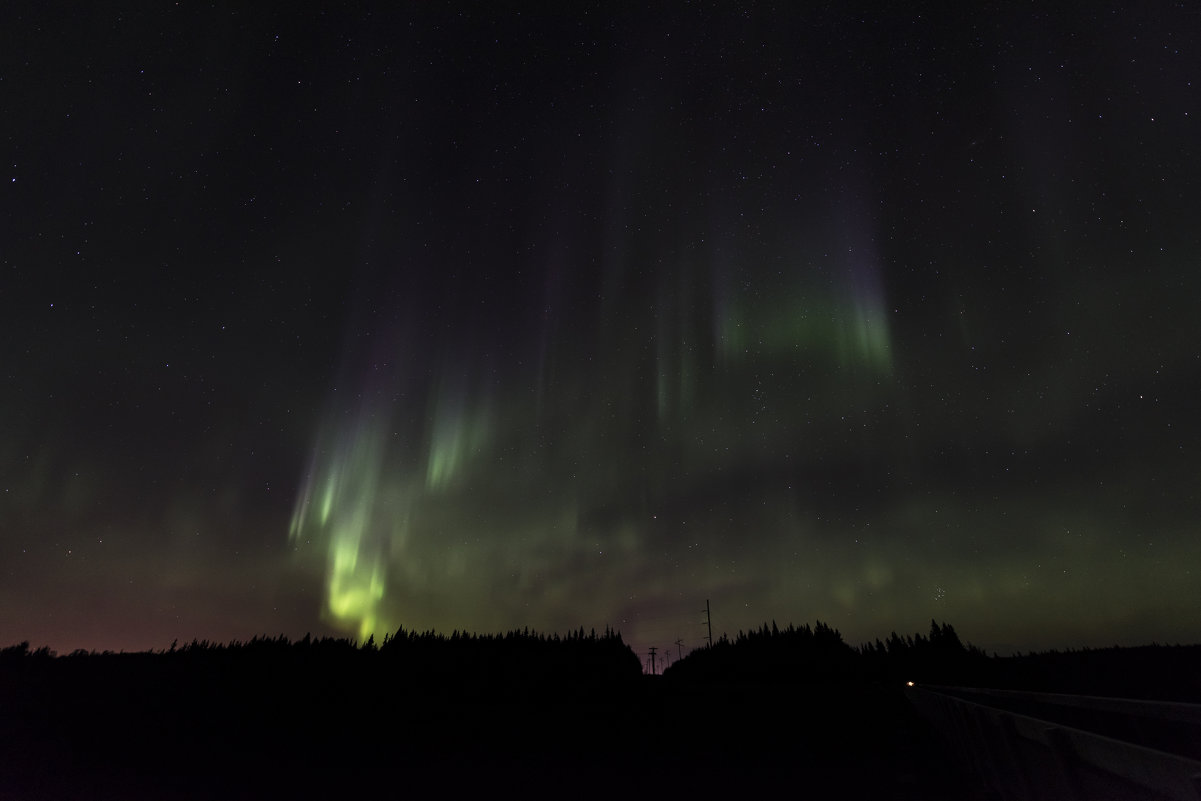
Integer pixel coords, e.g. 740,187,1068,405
4,4,1201,660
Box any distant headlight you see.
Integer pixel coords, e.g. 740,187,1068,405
906,681,915,687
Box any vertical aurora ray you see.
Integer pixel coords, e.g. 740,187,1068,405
712,191,894,374
715,282,892,371
838,251,893,373
287,328,508,641
425,381,492,492
289,412,397,639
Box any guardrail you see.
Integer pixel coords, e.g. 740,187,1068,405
906,684,1201,801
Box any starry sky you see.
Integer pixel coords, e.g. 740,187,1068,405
4,3,1200,660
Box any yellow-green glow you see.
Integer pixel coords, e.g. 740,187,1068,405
425,396,490,491
319,478,335,525
290,417,396,640
328,537,386,640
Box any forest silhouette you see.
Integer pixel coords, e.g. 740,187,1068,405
2,621,1198,799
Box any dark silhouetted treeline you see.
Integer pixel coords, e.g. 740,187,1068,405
2,622,1196,798
373,624,644,687
858,620,992,686
663,619,989,685
662,620,1201,701
5,621,1198,700
985,644,1201,702
0,627,648,800
0,625,643,697
663,620,862,682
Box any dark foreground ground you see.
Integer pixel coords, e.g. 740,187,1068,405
0,660,982,799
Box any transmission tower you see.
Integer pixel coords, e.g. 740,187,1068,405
703,599,713,647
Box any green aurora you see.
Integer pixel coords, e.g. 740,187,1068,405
5,4,1200,659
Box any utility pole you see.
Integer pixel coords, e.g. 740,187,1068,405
675,638,684,662
648,646,657,675
703,599,713,647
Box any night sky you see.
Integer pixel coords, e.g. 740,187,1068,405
5,4,1200,660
